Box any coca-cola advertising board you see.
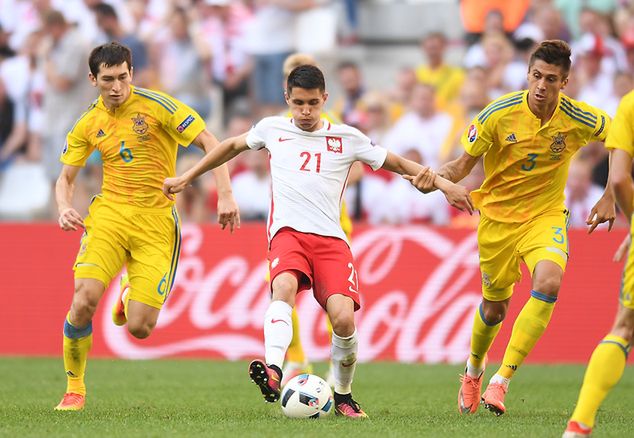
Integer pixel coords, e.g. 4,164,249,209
0,223,625,363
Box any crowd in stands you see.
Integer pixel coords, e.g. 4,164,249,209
0,0,631,230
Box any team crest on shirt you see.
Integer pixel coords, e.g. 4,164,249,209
550,132,567,160
468,124,478,143
131,113,149,135
326,136,343,153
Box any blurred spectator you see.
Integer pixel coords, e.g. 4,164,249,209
363,148,449,225
503,25,542,91
94,2,150,87
564,158,608,229
0,79,15,165
244,1,296,116
531,4,568,41
332,61,365,126
384,83,453,170
339,0,358,45
0,31,43,164
603,71,634,117
358,91,392,146
386,66,417,122
150,7,211,120
460,0,530,36
232,149,270,221
198,0,253,122
416,32,465,109
576,33,615,110
556,0,617,40
39,10,93,185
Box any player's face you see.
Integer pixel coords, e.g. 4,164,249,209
89,62,133,109
285,87,328,132
527,59,568,108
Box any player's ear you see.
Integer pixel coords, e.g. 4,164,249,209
322,91,329,104
561,76,568,90
129,66,134,82
284,90,290,104
88,72,97,87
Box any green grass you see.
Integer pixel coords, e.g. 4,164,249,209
0,358,632,437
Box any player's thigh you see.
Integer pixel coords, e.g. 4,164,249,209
74,196,127,287
519,210,569,276
127,210,181,310
478,217,521,302
269,228,313,294
312,236,361,311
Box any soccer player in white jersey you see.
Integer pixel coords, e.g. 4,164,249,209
163,65,474,417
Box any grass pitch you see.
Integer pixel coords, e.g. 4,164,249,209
0,358,632,437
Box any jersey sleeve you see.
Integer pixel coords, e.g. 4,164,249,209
580,101,611,143
245,118,270,151
352,129,387,170
605,92,634,156
59,115,95,167
154,91,206,147
461,113,494,157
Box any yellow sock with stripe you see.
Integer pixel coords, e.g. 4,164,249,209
286,308,306,363
467,303,503,375
570,334,630,428
497,290,556,379
63,313,93,396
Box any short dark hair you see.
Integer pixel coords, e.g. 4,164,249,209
94,2,118,20
287,65,326,93
88,41,131,76
528,40,572,77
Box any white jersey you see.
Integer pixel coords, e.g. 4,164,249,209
246,116,388,243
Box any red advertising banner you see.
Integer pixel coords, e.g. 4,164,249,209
0,223,625,363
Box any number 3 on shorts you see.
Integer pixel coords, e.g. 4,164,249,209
552,226,565,244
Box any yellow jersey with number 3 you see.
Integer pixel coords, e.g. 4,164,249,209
60,85,205,209
461,90,610,223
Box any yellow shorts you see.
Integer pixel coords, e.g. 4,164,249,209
74,196,182,309
620,222,634,309
478,209,569,302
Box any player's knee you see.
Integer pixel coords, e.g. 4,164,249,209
271,273,299,304
71,285,100,323
481,299,508,324
611,309,634,343
127,320,155,339
330,312,355,337
532,277,561,297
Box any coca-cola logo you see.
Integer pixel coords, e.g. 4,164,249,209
102,225,481,363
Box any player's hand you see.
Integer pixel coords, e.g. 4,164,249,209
217,193,240,233
586,195,616,233
614,234,631,262
402,167,436,193
442,183,475,215
58,207,84,231
162,176,188,201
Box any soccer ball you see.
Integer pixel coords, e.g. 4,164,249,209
280,373,334,419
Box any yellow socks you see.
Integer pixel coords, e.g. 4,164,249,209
286,308,306,363
63,313,93,396
498,291,556,379
570,334,630,428
468,304,502,371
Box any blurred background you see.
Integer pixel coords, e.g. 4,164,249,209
0,0,632,229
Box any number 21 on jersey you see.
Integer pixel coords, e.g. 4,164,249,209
299,151,321,173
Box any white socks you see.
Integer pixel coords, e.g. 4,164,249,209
490,373,510,388
466,358,485,378
331,330,358,395
263,300,293,369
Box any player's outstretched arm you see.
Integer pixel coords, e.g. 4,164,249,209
383,151,474,214
192,129,241,232
163,132,249,200
55,164,84,231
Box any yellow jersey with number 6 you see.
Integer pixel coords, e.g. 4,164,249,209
461,90,610,223
60,85,205,209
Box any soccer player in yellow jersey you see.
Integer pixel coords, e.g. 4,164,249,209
407,40,616,416
53,42,239,411
562,90,634,437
